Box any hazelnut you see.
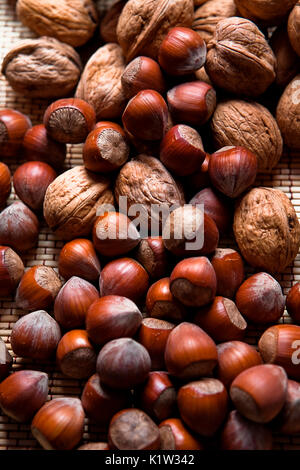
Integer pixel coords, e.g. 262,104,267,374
159,418,203,450
135,237,168,280
276,74,300,150
146,277,187,323
56,330,97,379
189,187,232,234
23,124,66,170
138,318,175,370
0,201,39,253
0,163,11,208
0,246,24,298
58,238,101,282
273,379,300,434
121,56,165,99
0,109,31,157
0,337,13,382
211,248,244,299
235,272,285,324
286,282,300,323
288,3,300,56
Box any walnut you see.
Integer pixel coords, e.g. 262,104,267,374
1,37,82,99
234,0,297,25
205,17,276,97
117,0,194,62
270,27,299,88
75,43,126,120
210,99,283,171
43,166,114,240
288,3,300,57
115,155,185,230
193,0,238,44
16,0,98,47
234,187,300,273
276,75,300,150
100,0,127,43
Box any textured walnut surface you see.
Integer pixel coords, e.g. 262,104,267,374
2,37,82,98
205,17,276,97
75,43,126,120
234,187,300,273
117,0,194,61
193,0,238,44
276,74,300,150
234,0,297,24
210,99,283,171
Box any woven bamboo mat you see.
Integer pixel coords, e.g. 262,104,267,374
0,0,300,450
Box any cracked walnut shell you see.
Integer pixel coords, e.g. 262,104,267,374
43,166,114,240
193,0,238,44
2,37,82,99
205,17,276,97
233,187,300,273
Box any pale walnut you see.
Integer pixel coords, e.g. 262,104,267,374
270,27,299,88
117,0,194,62
100,0,127,43
234,187,300,273
75,43,126,120
2,37,82,98
193,0,238,44
16,0,98,47
288,3,300,57
234,0,297,25
276,75,300,150
210,100,283,171
205,17,276,97
43,166,114,240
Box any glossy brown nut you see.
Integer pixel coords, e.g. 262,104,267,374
31,397,85,450
13,161,57,212
11,310,61,360
86,295,142,346
0,246,24,298
0,163,11,208
138,318,175,370
44,98,96,144
189,187,232,234
184,153,211,196
0,108,31,157
235,272,285,324
164,322,218,379
122,90,169,141
0,201,39,252
170,256,217,307
23,124,66,169
211,248,245,299
146,277,187,323
167,81,216,125
286,282,300,323
56,330,97,379
0,370,48,423
94,121,125,135
178,378,229,436
159,418,203,450
58,238,101,282
230,364,288,423
121,56,165,99
273,380,300,434
135,237,168,280
0,337,12,381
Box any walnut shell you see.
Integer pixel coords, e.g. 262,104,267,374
43,166,114,240
276,75,300,150
234,187,300,273
115,155,185,230
193,0,238,44
1,37,82,99
205,17,276,97
16,0,98,47
288,3,300,57
234,0,297,25
270,27,299,88
210,99,283,171
117,0,194,62
100,0,127,43
75,43,126,120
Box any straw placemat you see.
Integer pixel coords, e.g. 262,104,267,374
0,0,299,450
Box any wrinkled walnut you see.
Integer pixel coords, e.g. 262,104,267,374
234,0,297,25
270,27,299,88
75,43,126,120
210,99,283,171
43,166,114,240
100,0,127,43
205,17,276,97
117,0,194,61
234,187,300,273
276,74,300,150
16,0,98,47
288,3,300,57
2,37,82,98
193,0,238,44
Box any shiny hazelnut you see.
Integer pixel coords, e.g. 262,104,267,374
138,318,175,370
159,124,206,176
0,163,11,208
0,201,39,252
0,108,31,157
121,56,165,99
86,295,142,346
94,121,126,135
178,378,229,436
31,397,85,450
43,98,96,144
189,187,232,234
235,272,285,324
158,27,207,76
146,277,187,323
122,90,169,141
0,337,12,381
0,246,24,298
170,256,217,307
159,418,203,450
13,161,57,212
135,237,168,280
10,310,61,360
167,81,216,125
56,330,97,379
273,380,300,434
16,265,62,311
23,124,66,169
230,364,288,423
164,322,218,379
209,146,258,198
211,248,245,299
286,282,300,323
58,238,101,282
96,337,151,390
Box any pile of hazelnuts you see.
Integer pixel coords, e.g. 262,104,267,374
0,25,300,451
